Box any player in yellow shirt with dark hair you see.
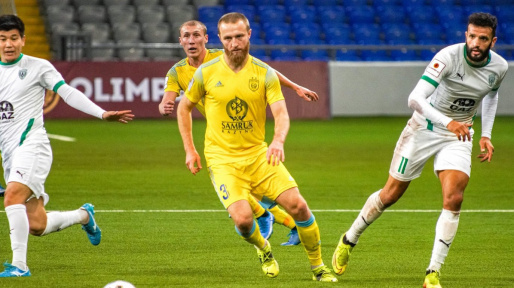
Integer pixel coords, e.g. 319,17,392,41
177,13,337,282
160,20,317,245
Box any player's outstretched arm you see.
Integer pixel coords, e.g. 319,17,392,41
58,84,134,123
274,69,318,102
177,97,202,175
102,110,134,124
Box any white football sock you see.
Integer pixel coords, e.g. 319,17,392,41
5,204,29,271
346,190,385,244
428,209,460,271
42,209,87,236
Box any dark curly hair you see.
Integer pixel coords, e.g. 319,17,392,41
468,13,497,37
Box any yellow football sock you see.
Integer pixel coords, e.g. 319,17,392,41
248,196,266,218
238,220,266,249
268,206,295,229
296,214,322,267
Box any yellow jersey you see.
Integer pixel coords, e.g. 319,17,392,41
164,49,223,115
185,55,284,166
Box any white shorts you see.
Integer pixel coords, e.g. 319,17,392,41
389,117,473,182
5,140,52,205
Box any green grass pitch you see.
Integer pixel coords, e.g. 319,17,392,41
0,117,513,287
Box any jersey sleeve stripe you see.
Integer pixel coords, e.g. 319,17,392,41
421,75,438,88
52,80,65,93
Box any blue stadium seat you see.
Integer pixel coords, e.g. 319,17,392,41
352,23,381,43
198,6,225,23
293,22,322,44
444,27,465,44
355,37,384,45
458,0,489,4
417,39,446,45
412,23,444,43
283,0,309,6
373,0,401,6
312,0,340,6
493,34,507,45
419,47,437,61
257,5,287,24
249,22,263,40
323,24,352,44
317,6,346,26
292,22,320,34
259,0,281,5
263,23,292,43
390,49,418,61
463,5,493,15
288,5,317,25
326,36,354,45
401,0,426,6
297,36,324,45
360,50,391,61
270,39,299,61
226,5,256,22
496,7,514,23
207,30,221,45
493,0,514,4
375,5,406,24
438,6,465,29
495,49,514,61
335,49,361,61
382,23,412,43
429,0,455,5
250,37,269,61
224,0,252,5
301,49,330,61
499,24,514,44
406,6,437,24
344,0,369,5
346,5,376,24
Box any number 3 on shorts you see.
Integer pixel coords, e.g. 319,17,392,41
220,184,230,200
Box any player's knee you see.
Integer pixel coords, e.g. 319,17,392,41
444,192,464,209
287,199,309,220
29,223,46,236
234,215,254,234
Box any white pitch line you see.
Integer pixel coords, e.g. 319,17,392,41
1,209,513,213
47,133,76,142
89,209,514,213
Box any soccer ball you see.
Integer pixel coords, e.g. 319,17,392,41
103,280,136,288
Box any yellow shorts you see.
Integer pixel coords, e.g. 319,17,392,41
208,151,298,209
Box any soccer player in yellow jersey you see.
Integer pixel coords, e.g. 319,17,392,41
161,20,316,245
177,13,337,282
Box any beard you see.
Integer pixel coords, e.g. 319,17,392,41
225,42,250,66
465,42,492,63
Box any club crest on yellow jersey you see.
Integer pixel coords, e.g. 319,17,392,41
249,77,259,91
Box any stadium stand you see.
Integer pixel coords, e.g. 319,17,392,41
38,0,514,61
